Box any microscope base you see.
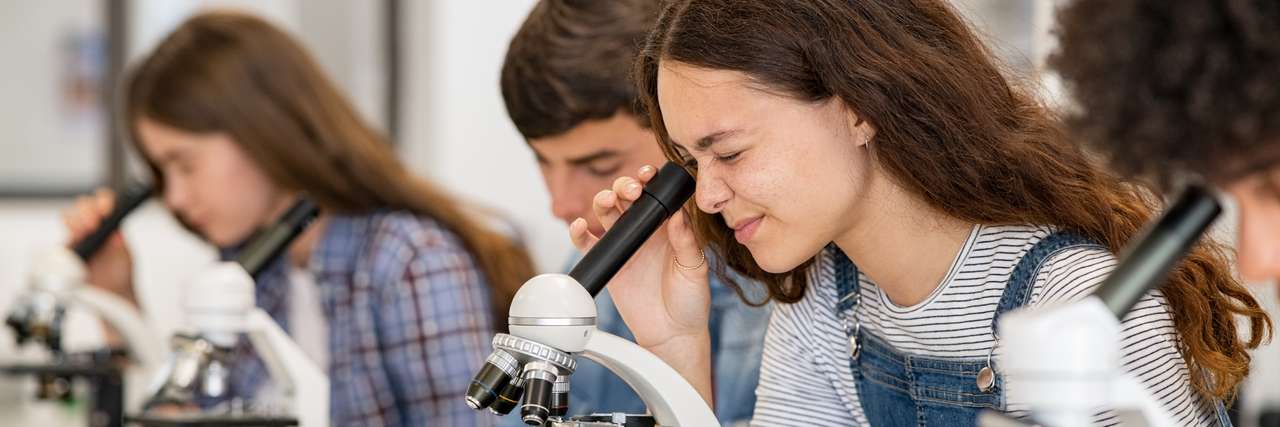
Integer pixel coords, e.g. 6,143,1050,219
0,352,126,427
551,413,657,427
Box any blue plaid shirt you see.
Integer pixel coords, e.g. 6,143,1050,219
222,210,496,426
496,254,771,426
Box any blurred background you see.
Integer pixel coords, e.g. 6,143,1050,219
0,1,1273,426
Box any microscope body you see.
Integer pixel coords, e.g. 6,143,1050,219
993,296,1177,427
4,247,74,352
467,162,707,425
4,246,166,409
471,273,719,426
144,261,329,427
987,186,1223,427
6,181,162,370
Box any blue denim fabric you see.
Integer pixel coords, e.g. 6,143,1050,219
832,232,1048,426
497,253,770,426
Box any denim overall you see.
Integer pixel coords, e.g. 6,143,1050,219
834,232,1234,426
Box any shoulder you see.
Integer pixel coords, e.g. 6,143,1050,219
1031,237,1116,306
972,223,1114,306
359,210,480,283
367,210,466,249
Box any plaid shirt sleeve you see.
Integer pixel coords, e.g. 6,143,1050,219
331,215,497,426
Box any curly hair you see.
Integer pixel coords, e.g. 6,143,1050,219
636,0,1271,401
1052,0,1280,187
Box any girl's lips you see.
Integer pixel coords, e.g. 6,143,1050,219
734,216,763,243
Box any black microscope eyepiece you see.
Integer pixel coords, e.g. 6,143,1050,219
569,162,695,297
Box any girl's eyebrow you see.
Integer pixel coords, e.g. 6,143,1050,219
670,129,742,153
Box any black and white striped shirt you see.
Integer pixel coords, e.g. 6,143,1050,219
752,224,1216,426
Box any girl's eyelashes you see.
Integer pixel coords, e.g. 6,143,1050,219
716,151,742,163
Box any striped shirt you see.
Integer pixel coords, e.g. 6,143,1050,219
752,224,1216,426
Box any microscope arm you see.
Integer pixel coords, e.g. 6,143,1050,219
67,286,166,369
243,308,329,427
580,330,719,427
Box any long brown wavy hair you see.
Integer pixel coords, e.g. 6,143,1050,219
635,0,1270,400
124,11,534,330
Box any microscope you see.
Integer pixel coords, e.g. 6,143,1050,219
984,185,1223,427
464,162,719,427
1,183,166,427
129,197,326,427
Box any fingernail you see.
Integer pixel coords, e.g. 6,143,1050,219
641,165,654,174
627,182,641,194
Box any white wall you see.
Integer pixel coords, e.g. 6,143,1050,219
0,0,105,193
298,1,388,132
129,0,299,62
400,0,569,271
128,0,387,138
952,0,1039,75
